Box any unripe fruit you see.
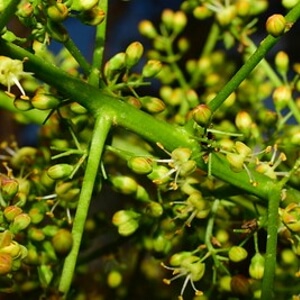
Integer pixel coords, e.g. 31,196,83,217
52,229,73,256
266,14,286,37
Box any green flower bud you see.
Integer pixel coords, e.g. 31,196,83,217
10,213,31,234
275,51,289,75
172,147,192,163
107,270,122,288
138,20,158,39
169,251,193,266
249,0,268,15
266,14,286,37
78,6,106,26
71,0,98,11
128,157,153,174
17,2,33,18
216,5,236,27
235,111,253,133
28,227,45,242
112,210,140,226
0,241,22,259
111,176,138,194
47,3,68,22
47,164,74,180
161,9,174,30
1,178,19,202
228,246,248,262
219,275,232,292
4,205,22,222
38,264,54,288
152,235,171,254
282,0,299,9
0,253,12,275
281,248,296,265
177,37,189,53
23,245,39,265
139,96,165,113
142,60,163,78
173,11,187,33
145,201,163,217
281,202,300,233
193,6,213,20
192,104,212,127
31,93,60,110
117,219,139,236
235,141,252,157
249,253,265,280
179,160,197,176
125,41,144,69
272,85,291,110
236,0,251,17
52,229,73,256
147,165,170,184
14,97,33,111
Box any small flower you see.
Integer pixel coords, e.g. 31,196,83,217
0,56,33,96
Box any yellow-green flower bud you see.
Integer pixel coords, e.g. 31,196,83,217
1,178,19,202
47,3,68,22
228,246,248,262
14,97,33,111
47,164,74,180
275,51,289,75
177,37,189,53
145,201,163,218
10,147,37,169
17,2,33,18
52,229,73,256
78,6,106,26
28,207,45,224
71,0,98,11
147,165,170,184
235,111,253,133
111,176,138,194
179,160,197,176
266,14,286,37
281,203,300,233
112,210,140,226
236,0,251,17
282,0,299,9
3,205,22,222
138,20,157,39
107,270,122,288
169,251,192,266
31,93,60,110
216,5,236,27
28,227,45,242
125,41,144,69
10,213,31,234
0,241,21,258
235,141,252,157
139,96,165,113
142,60,163,78
117,218,139,236
192,104,212,127
173,11,187,33
128,157,153,174
226,153,245,172
193,6,213,20
249,253,265,280
152,234,171,254
272,85,291,110
0,253,12,275
0,231,12,248
172,147,192,163
162,9,174,30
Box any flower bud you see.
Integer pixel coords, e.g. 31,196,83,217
52,229,73,256
107,270,122,288
192,104,212,127
249,253,265,280
138,20,157,39
47,164,74,180
177,37,189,53
128,157,153,174
169,251,192,266
47,3,68,22
235,141,252,157
228,246,248,262
0,253,12,275
10,147,37,169
179,160,197,177
282,0,299,9
71,0,98,11
226,153,244,172
272,85,291,110
172,147,192,163
0,241,22,259
10,213,31,234
142,60,163,78
216,6,236,27
112,210,140,226
28,227,45,241
266,14,286,37
145,201,163,218
139,96,165,113
117,218,139,236
152,235,171,254
0,231,12,249
281,203,300,233
275,51,289,75
1,178,19,202
161,9,174,30
236,0,251,17
173,11,187,33
31,93,60,110
235,111,253,133
125,41,144,69
3,205,22,222
14,97,33,111
111,176,138,194
193,6,213,20
147,165,170,184
28,207,45,224
78,7,106,26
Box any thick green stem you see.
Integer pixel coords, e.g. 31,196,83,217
260,185,281,300
58,113,112,297
208,3,300,113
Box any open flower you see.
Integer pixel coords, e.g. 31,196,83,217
0,56,33,96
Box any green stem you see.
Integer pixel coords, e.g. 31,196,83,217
64,38,91,75
58,113,112,297
208,3,300,113
0,0,20,32
201,22,220,57
260,185,281,300
88,0,108,87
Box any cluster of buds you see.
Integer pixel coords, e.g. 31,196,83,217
112,209,141,236
161,251,205,299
